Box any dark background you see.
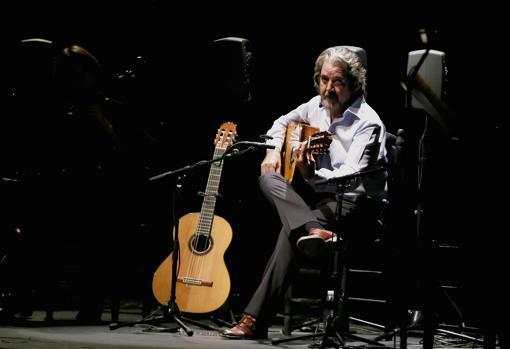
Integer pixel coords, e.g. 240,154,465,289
1,1,507,328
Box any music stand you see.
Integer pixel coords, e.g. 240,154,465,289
109,141,271,334
390,38,481,349
272,168,387,348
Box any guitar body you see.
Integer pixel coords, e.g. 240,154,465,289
152,212,232,314
282,122,320,183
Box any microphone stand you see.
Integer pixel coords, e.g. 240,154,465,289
109,143,267,334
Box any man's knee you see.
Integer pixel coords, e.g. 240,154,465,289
258,172,284,193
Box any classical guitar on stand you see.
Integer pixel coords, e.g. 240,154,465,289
282,122,333,183
152,122,237,314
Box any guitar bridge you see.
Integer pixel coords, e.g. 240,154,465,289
177,276,213,287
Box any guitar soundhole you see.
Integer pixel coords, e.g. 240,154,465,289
189,235,213,255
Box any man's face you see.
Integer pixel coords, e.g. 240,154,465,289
319,60,352,111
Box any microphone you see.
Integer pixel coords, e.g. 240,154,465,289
233,141,276,149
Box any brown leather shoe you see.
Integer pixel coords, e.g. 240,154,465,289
222,314,258,339
308,228,335,240
296,229,336,260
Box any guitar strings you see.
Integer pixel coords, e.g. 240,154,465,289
184,139,227,286
199,145,225,283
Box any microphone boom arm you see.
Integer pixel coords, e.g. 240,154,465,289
149,141,272,182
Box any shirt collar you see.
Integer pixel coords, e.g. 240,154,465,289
344,95,363,119
320,95,364,120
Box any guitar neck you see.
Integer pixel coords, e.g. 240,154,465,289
196,146,226,237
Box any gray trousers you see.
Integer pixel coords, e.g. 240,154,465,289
244,172,358,324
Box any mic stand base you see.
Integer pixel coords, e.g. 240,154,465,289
108,302,223,335
108,302,192,335
272,321,385,348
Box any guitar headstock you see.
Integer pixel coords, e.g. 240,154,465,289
214,122,238,149
307,131,333,154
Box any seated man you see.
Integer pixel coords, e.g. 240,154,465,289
223,46,387,339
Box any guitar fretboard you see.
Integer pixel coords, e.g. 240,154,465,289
196,146,226,237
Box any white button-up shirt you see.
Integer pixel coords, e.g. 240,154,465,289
265,95,387,201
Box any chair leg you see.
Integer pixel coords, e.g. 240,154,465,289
110,295,120,323
45,308,54,322
282,285,293,335
335,265,349,333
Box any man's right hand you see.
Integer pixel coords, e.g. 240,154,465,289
260,149,281,175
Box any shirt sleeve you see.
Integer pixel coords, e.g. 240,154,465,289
315,123,383,179
264,98,317,151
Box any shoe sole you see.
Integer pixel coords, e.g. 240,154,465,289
221,333,267,340
221,333,247,339
296,236,327,259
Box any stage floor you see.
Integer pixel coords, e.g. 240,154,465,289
0,301,488,349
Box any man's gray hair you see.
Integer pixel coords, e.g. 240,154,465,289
313,46,367,97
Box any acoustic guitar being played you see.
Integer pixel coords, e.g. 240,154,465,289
281,122,333,183
152,122,236,314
